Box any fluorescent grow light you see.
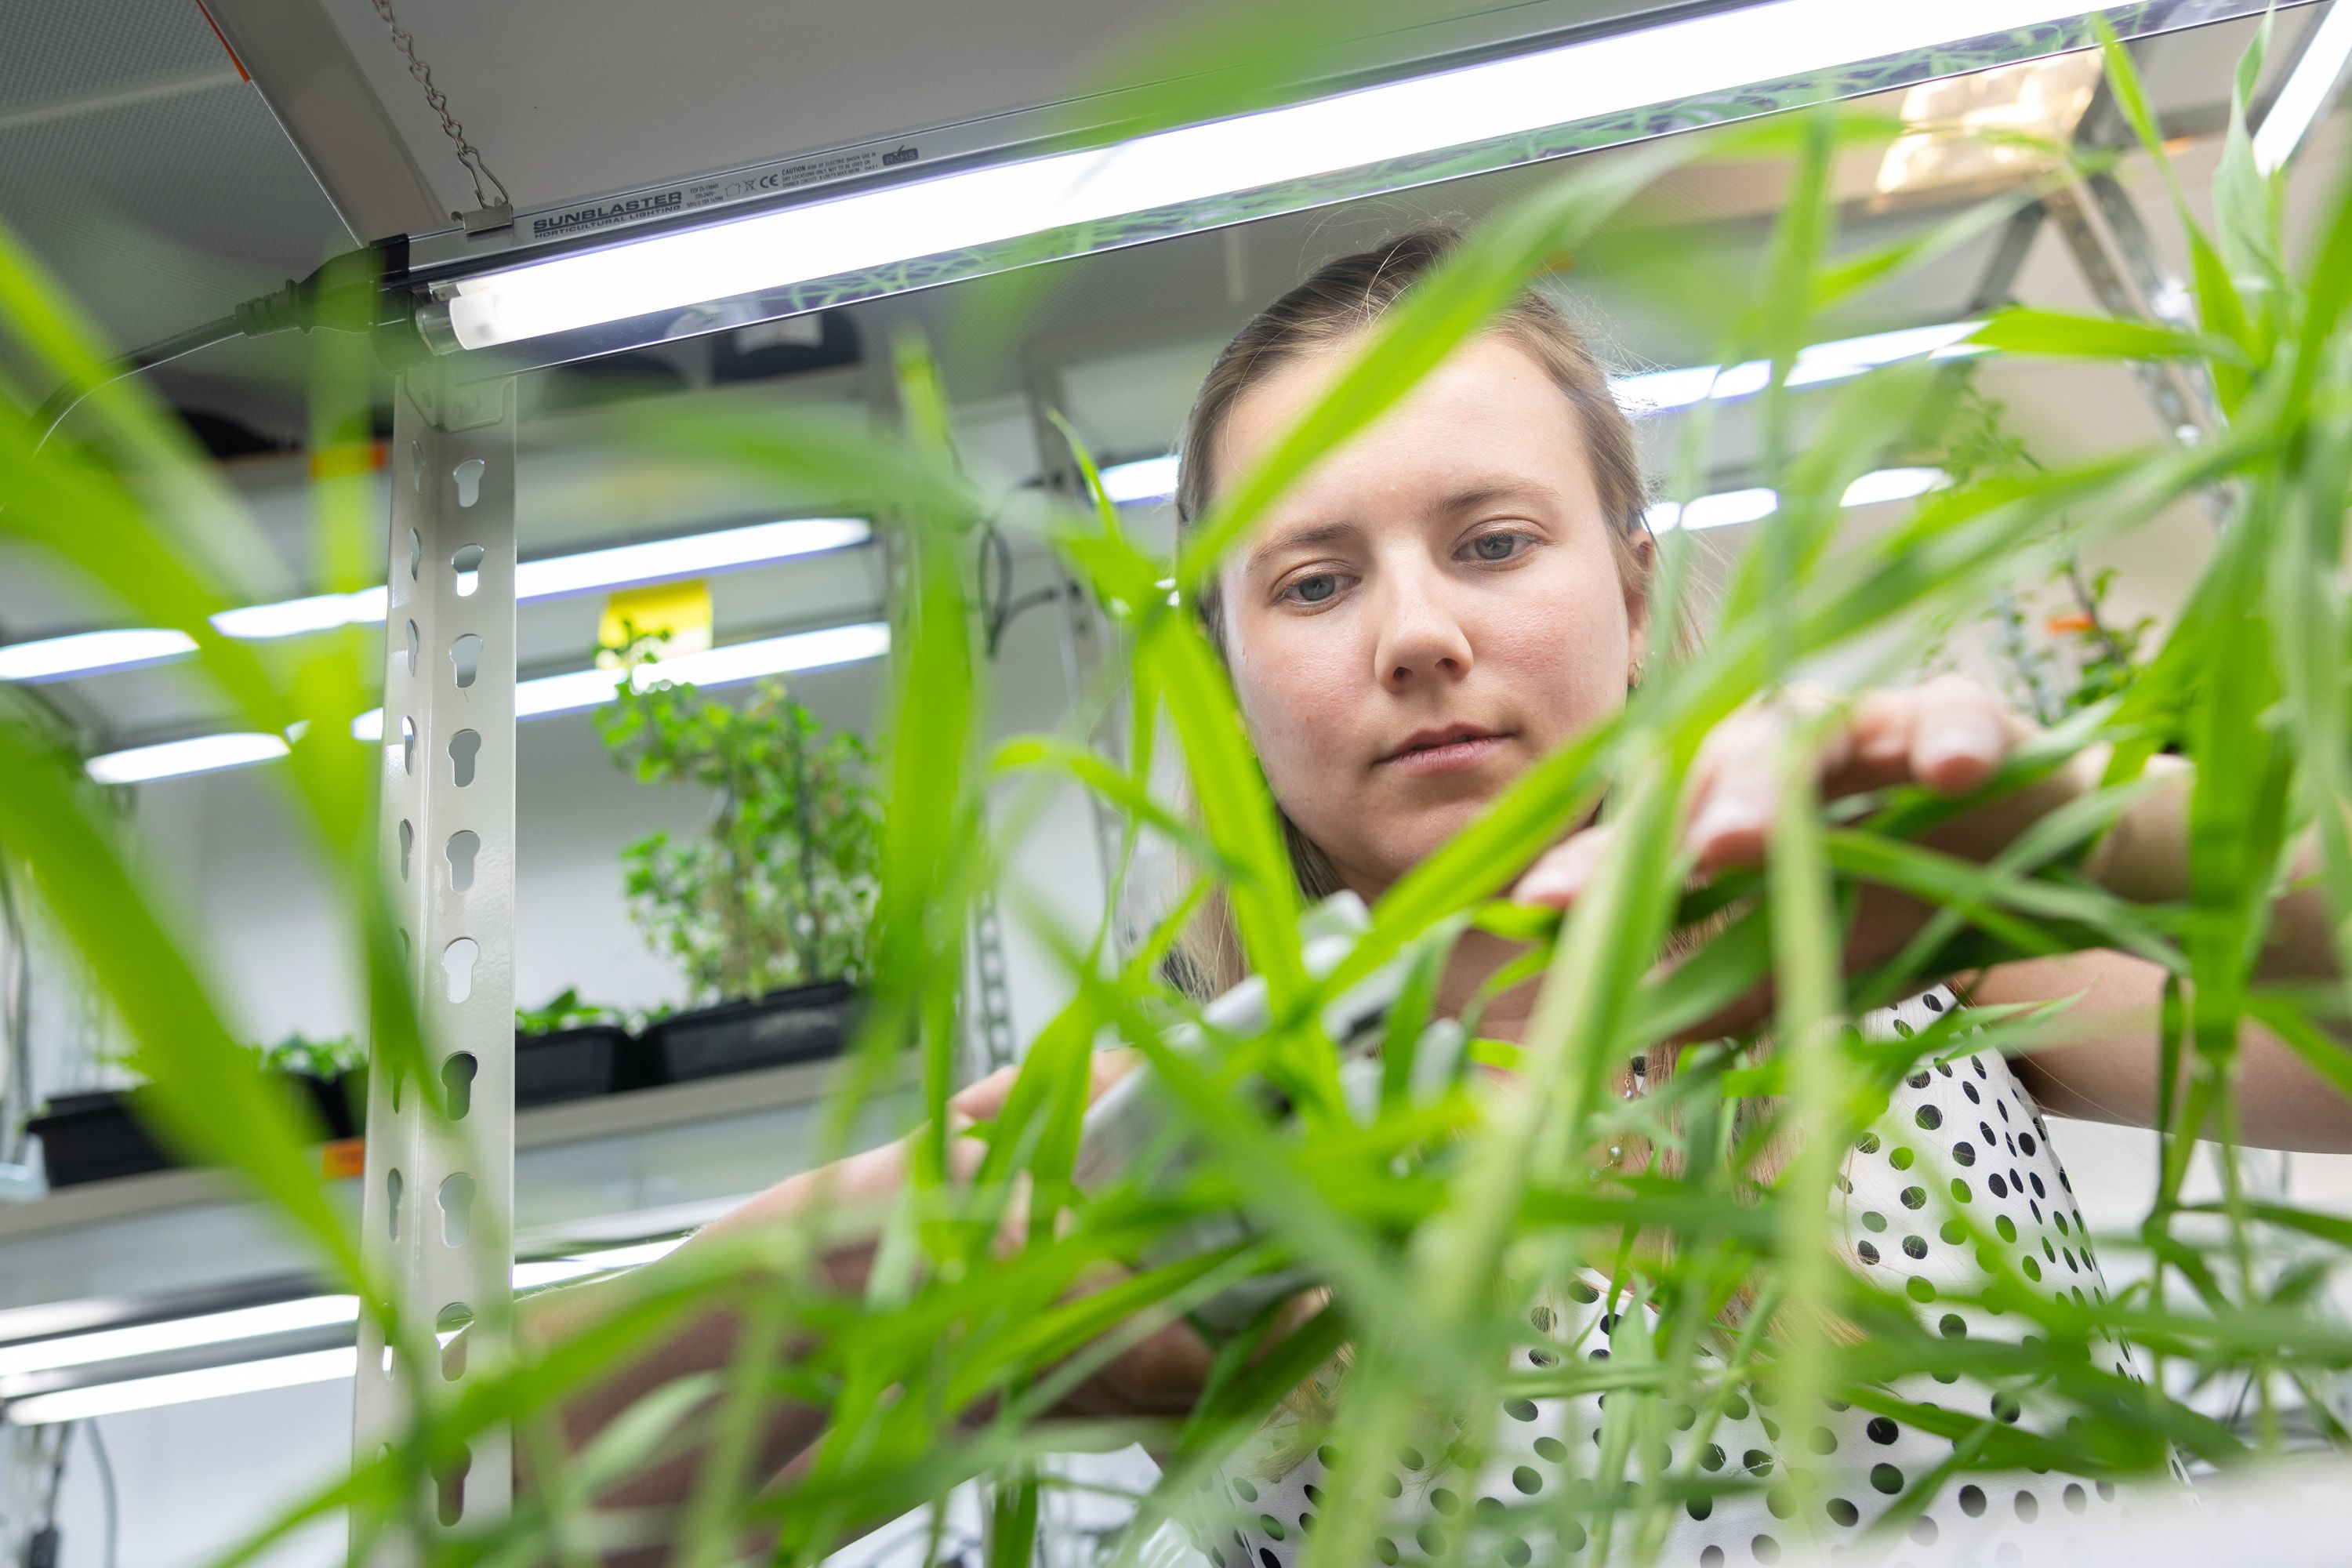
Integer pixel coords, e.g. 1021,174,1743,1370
2,1347,359,1425
1646,466,1949,532
354,619,891,739
514,516,867,600
1095,324,1985,507
1611,321,1987,417
2,1240,695,1425
0,517,869,684
434,1,2108,352
0,628,198,683
2255,1,2352,174
85,732,291,784
1098,454,1181,506
0,1297,360,1381
90,620,885,779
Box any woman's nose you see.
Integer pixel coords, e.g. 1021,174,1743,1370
1371,572,1473,691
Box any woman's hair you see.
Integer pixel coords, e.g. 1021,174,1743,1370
1163,227,1682,1000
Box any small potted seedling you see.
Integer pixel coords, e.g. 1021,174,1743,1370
513,988,635,1105
597,638,878,1086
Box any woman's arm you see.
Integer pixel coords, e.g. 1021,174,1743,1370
1509,677,2352,1149
1973,753,2352,1152
514,1051,1220,1545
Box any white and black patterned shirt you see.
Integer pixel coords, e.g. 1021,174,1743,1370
1190,985,2185,1568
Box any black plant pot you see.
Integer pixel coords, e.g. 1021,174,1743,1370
515,1024,631,1107
27,1089,173,1188
32,1071,354,1189
307,1069,365,1141
634,981,858,1088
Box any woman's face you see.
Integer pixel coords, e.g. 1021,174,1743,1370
1211,332,1651,898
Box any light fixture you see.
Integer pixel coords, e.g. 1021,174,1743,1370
92,622,885,779
1651,487,1782,532
1611,320,1987,418
426,0,2115,354
210,590,390,642
1,517,869,684
85,732,291,785
1837,466,1948,506
2,1348,359,1425
352,620,891,740
2,1239,694,1425
2255,1,2352,174
514,517,868,601
1644,465,1948,532
0,628,198,684
1096,323,1987,507
1098,454,1181,506
0,1297,359,1381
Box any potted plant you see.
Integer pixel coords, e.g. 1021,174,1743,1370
513,988,637,1105
596,639,880,1085
1934,377,2154,724
29,1031,365,1188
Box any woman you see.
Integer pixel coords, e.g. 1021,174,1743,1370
529,230,2352,1562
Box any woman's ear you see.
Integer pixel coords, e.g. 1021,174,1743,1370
1622,526,1657,684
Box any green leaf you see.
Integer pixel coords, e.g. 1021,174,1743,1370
1966,307,2245,365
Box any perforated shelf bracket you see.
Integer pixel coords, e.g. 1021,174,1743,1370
353,368,519,1553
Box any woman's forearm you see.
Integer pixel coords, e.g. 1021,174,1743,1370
2084,752,2350,1000
515,1136,912,1524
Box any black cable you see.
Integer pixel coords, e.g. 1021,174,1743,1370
32,316,242,451
40,1425,66,1523
27,239,423,453
82,1421,117,1568
0,857,33,1167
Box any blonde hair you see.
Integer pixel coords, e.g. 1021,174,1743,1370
1164,227,1684,1000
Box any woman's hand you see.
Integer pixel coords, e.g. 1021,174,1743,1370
938,1051,1221,1424
1511,673,2045,908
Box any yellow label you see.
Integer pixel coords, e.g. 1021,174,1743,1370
597,579,713,666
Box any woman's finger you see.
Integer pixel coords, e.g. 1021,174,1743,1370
1911,673,2012,794
1513,825,1613,906
947,1064,1019,1122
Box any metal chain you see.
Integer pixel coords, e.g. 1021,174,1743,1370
368,0,513,219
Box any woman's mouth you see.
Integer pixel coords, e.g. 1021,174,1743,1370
1376,726,1512,776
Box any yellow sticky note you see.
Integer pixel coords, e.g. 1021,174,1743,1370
597,579,713,666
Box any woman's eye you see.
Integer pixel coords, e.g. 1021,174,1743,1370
1288,574,1339,604
1469,532,1528,563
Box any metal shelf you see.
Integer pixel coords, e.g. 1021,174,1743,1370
0,1058,912,1327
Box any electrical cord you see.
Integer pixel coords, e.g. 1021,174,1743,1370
27,241,424,452
16,1425,67,1568
82,1422,117,1568
31,315,241,451
0,857,33,1167
975,520,1081,658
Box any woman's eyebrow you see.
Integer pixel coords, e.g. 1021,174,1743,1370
1245,520,1360,572
1438,479,1556,516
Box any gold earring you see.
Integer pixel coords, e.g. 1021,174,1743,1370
1628,658,1646,688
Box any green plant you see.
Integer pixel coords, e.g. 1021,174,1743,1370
252,1029,366,1080
1938,376,2158,722
515,988,629,1035
0,16,2345,1568
595,635,883,1000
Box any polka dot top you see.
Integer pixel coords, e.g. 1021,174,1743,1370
1189,985,2181,1568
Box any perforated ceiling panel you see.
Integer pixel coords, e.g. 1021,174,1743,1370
0,0,350,356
